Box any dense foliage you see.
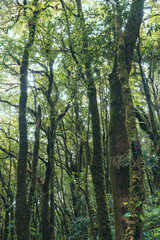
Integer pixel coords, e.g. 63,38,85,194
0,0,160,239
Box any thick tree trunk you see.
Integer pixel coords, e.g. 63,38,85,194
115,1,145,237
109,61,130,239
107,0,145,239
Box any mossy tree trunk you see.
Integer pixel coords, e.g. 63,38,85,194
41,121,56,240
59,0,113,238
41,56,71,239
108,0,145,238
41,59,56,240
115,0,145,239
85,141,98,240
15,2,39,239
109,59,130,240
87,74,112,240
74,1,112,239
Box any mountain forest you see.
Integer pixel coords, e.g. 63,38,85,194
0,0,160,239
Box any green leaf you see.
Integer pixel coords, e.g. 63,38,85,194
140,214,144,221
124,212,131,217
143,232,150,238
136,201,142,207
123,202,128,205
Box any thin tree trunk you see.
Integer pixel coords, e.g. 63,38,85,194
85,142,97,240
74,1,112,239
137,40,160,188
41,161,52,240
28,105,41,232
88,77,112,240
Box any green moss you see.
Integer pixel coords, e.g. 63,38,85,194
116,31,144,240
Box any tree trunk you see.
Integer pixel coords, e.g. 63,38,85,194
50,165,55,240
41,59,56,240
41,161,52,240
85,141,97,240
15,11,37,239
109,60,130,240
87,77,112,240
73,1,112,238
115,1,145,238
107,0,145,238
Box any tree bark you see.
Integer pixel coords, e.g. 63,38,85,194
15,6,37,239
108,0,145,239
109,59,130,240
75,1,112,239
115,1,145,239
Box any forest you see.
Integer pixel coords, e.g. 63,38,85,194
0,0,160,239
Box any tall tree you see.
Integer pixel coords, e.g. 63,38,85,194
114,0,145,239
74,1,112,239
108,0,145,239
15,1,40,239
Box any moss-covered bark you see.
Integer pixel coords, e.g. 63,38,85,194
108,1,145,237
116,4,144,237
108,1,145,239
28,105,41,216
72,1,112,239
88,79,112,240
41,161,52,240
15,3,38,239
109,60,130,239
42,100,56,240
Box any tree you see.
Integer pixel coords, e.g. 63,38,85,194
15,1,40,239
1,0,160,239
114,0,145,239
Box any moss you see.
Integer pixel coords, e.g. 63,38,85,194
116,27,144,240
109,61,130,239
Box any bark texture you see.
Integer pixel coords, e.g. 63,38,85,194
63,1,112,239
108,0,145,238
76,1,112,238
15,2,39,239
15,11,37,240
109,60,130,240
115,0,145,239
